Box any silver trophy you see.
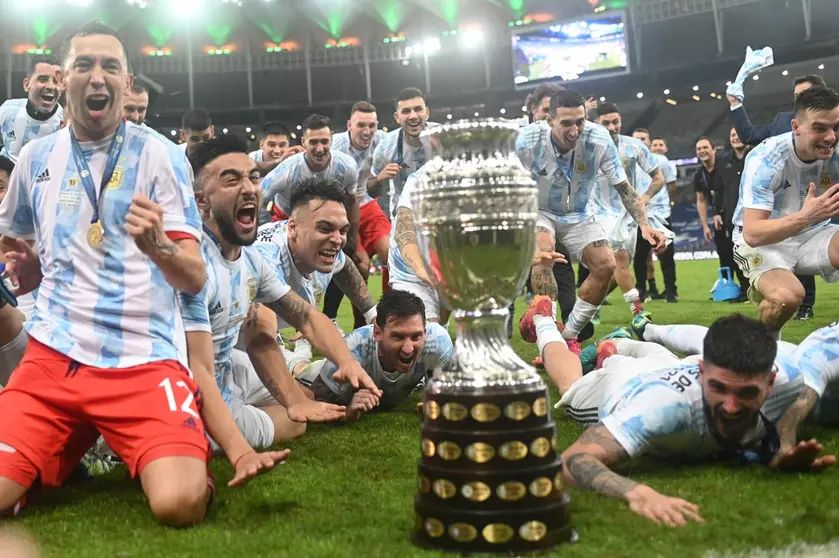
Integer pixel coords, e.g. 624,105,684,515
411,120,574,553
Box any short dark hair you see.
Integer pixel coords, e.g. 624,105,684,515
375,290,426,329
261,121,290,139
549,90,586,115
395,87,425,110
703,314,777,376
0,155,14,178
301,114,331,135
533,83,564,106
61,22,128,71
633,128,650,136
28,55,59,76
596,102,620,117
351,101,377,115
182,109,213,131
696,136,715,149
794,74,826,89
288,178,352,214
794,86,839,117
651,136,667,144
190,134,249,189
131,81,149,95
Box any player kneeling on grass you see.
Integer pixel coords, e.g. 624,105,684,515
557,314,832,527
287,290,453,421
179,136,380,449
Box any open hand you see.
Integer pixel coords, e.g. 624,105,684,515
287,400,347,423
228,449,290,487
626,485,705,527
769,439,837,472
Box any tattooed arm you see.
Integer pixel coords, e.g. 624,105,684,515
640,167,665,205
561,424,704,526
530,226,559,299
394,206,434,285
332,262,376,315
613,180,649,227
264,290,382,395
774,387,820,455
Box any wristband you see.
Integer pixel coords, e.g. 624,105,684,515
364,307,378,324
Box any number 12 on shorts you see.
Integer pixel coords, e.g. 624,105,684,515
159,377,201,420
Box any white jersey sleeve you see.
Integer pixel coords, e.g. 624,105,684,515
655,154,677,183
739,144,784,213
147,141,202,239
0,141,36,240
259,154,297,220
599,132,629,187
792,321,839,397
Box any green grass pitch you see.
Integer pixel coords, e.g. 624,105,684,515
12,260,839,557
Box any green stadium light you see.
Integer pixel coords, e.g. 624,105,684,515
223,49,231,54
266,47,274,52
325,43,332,48
383,37,391,43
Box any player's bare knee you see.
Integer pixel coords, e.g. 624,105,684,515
767,284,804,310
148,482,208,527
285,420,307,442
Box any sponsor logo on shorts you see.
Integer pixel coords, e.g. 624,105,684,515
751,254,763,268
182,417,199,432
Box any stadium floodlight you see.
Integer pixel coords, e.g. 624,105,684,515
636,92,643,99
170,130,177,136
819,64,825,70
599,96,605,102
296,125,302,130
499,108,506,115
663,89,670,95
458,27,484,50
446,114,453,120
423,37,441,55
222,128,229,134
521,105,527,112
170,0,203,18
782,70,788,76
692,85,699,91
474,112,479,117
245,127,252,133
752,75,759,80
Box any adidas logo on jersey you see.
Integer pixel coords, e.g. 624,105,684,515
35,169,51,183
6,130,15,140
538,168,548,176
209,301,224,316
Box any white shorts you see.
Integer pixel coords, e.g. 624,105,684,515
390,280,441,320
598,213,637,258
734,224,839,290
294,359,328,387
0,328,27,386
211,350,277,450
556,353,681,424
535,212,608,264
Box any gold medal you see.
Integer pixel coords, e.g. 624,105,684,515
530,437,551,458
504,401,531,421
518,520,548,542
461,481,491,502
432,479,456,500
448,523,477,543
87,221,104,248
465,442,495,464
421,439,436,457
554,471,564,491
471,403,501,423
442,402,468,422
437,441,461,461
529,477,553,498
499,440,528,461
425,518,445,538
482,523,514,544
425,400,440,420
532,397,548,417
418,475,431,494
496,481,527,502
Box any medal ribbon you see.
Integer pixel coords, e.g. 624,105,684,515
69,119,127,225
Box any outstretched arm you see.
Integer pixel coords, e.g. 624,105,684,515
332,263,376,317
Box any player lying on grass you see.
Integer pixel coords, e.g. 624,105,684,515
555,314,834,527
179,136,380,450
284,289,453,421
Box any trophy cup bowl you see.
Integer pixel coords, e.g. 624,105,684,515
411,119,575,553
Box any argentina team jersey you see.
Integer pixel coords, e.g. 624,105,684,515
313,322,453,408
0,99,64,163
516,120,627,223
387,166,427,285
591,134,659,218
595,358,804,459
790,321,839,424
254,220,347,329
248,149,264,163
259,151,359,223
646,153,677,219
370,128,432,218
332,130,385,207
0,122,200,368
179,231,291,403
733,132,839,232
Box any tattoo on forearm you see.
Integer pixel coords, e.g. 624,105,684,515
245,303,261,329
776,386,819,447
614,181,647,226
333,265,375,313
530,266,558,299
152,235,177,256
253,361,283,402
394,207,418,249
565,424,636,498
269,291,312,332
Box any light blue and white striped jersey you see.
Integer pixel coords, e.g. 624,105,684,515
0,99,64,163
259,151,359,222
592,357,802,459
646,153,676,219
332,130,385,207
370,128,432,218
254,220,348,329
387,165,428,285
248,149,264,163
311,322,453,408
591,134,658,218
516,121,627,223
179,230,291,403
733,132,839,233
0,122,201,368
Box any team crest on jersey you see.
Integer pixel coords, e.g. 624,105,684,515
575,162,588,174
247,277,258,303
314,288,324,308
107,168,124,190
621,157,631,172
821,175,832,188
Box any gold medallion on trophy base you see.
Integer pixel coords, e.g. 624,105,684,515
465,442,495,464
529,477,553,498
448,523,478,543
496,481,527,502
530,437,551,458
425,400,440,420
461,481,491,502
432,479,456,500
437,441,461,461
482,523,514,544
418,475,431,494
532,397,548,417
519,520,548,542
421,439,436,457
499,441,528,461
504,401,531,421
442,402,468,422
471,403,501,423
425,518,445,538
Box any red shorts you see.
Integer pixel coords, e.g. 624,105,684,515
359,201,392,257
0,339,210,489
271,204,289,222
